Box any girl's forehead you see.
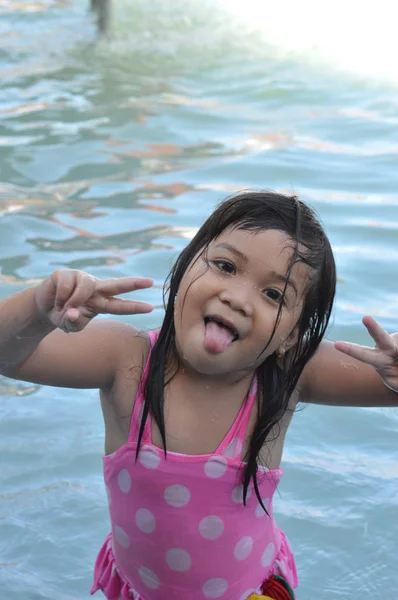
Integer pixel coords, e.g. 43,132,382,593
210,228,295,262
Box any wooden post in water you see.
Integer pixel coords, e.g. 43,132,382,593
90,0,113,35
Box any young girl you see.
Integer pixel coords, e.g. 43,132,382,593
0,191,397,600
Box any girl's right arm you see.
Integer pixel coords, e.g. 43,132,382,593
0,269,153,390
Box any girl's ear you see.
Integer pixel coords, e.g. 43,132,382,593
277,326,299,357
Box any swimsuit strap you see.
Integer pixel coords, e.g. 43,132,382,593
128,329,159,443
214,377,258,460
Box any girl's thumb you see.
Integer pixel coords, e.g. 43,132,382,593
63,308,85,333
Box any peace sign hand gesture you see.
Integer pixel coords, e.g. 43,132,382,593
335,316,398,393
35,269,154,333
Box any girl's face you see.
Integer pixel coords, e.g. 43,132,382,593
173,227,310,379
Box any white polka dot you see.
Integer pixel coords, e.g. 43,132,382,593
115,526,130,549
232,484,252,504
255,497,270,517
240,590,255,600
199,516,224,540
139,446,161,469
165,548,192,572
202,578,228,598
204,456,228,478
234,536,254,560
222,437,243,459
261,542,275,567
118,469,132,493
164,484,191,507
135,508,156,533
138,566,160,589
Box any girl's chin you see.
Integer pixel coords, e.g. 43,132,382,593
178,345,239,376
183,360,232,377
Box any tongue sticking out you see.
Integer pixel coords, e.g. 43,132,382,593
204,320,235,354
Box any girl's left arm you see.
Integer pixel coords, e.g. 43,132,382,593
300,316,398,406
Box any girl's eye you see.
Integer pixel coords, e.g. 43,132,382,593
213,260,236,274
265,288,284,303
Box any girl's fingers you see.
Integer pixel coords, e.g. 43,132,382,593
65,276,97,311
64,307,80,322
53,273,154,321
334,340,388,369
335,315,396,368
57,308,86,333
63,318,82,333
99,298,154,315
54,270,78,308
96,277,153,296
362,315,394,351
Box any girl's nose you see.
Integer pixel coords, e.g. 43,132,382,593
219,286,253,317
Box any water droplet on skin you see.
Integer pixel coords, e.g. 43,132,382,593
339,361,359,370
204,385,210,390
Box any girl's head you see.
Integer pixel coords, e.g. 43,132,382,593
164,190,336,378
142,190,336,506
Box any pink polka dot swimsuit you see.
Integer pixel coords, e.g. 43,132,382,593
91,331,298,600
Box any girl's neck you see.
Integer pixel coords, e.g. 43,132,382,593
166,360,255,406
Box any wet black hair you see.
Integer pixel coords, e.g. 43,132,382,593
136,190,336,511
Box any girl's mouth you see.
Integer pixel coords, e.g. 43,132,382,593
203,317,239,354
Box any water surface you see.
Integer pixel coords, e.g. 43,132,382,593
0,1,397,598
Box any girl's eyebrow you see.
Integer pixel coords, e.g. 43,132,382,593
214,242,248,263
269,270,298,298
213,242,298,298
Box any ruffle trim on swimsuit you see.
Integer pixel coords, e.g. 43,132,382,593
90,534,139,600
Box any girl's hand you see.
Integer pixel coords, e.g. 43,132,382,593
35,269,153,333
335,316,398,393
